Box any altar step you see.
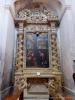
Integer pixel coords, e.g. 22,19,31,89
24,98,49,100
23,94,64,100
24,94,49,100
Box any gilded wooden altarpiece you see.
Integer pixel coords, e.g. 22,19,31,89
14,8,62,99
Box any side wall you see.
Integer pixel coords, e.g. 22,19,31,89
0,2,15,98
59,0,75,95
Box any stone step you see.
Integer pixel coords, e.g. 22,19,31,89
24,94,64,100
24,98,49,100
24,94,49,100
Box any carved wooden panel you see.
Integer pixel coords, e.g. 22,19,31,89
16,9,58,23
27,78,48,84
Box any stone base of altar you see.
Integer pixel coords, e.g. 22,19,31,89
23,78,49,98
28,85,48,94
15,68,62,99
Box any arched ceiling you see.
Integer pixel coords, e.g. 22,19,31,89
12,0,65,18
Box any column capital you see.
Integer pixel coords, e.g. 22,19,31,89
51,28,57,33
51,22,56,28
50,22,57,33
18,22,24,33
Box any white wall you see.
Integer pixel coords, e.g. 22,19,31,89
2,9,15,89
0,0,75,95
0,5,8,90
71,0,75,60
59,0,75,93
0,2,15,91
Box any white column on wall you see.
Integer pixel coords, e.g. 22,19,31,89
71,0,75,60
60,2,75,93
0,0,15,94
0,5,2,90
0,3,8,90
57,29,63,70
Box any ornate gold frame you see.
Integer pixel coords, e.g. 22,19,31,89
14,8,63,99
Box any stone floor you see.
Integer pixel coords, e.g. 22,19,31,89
62,90,75,100
24,99,48,100
23,91,75,100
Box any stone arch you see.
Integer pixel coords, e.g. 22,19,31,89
12,0,64,18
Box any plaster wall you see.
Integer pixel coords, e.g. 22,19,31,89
59,3,75,92
1,0,75,96
0,2,15,91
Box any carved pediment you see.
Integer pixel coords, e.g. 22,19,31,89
16,8,58,23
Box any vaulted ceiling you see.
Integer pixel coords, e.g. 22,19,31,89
12,0,65,18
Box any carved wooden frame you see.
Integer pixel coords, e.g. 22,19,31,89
23,25,51,70
14,8,62,99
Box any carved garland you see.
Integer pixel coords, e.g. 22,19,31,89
16,9,58,23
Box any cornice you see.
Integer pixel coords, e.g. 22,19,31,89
0,4,15,20
59,5,72,24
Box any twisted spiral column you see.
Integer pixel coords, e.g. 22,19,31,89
50,23,60,70
15,23,28,98
16,23,24,71
48,23,62,99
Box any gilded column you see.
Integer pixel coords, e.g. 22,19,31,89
14,23,27,98
50,22,60,70
48,22,62,99
15,22,24,71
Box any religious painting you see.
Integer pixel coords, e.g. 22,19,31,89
26,32,49,68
